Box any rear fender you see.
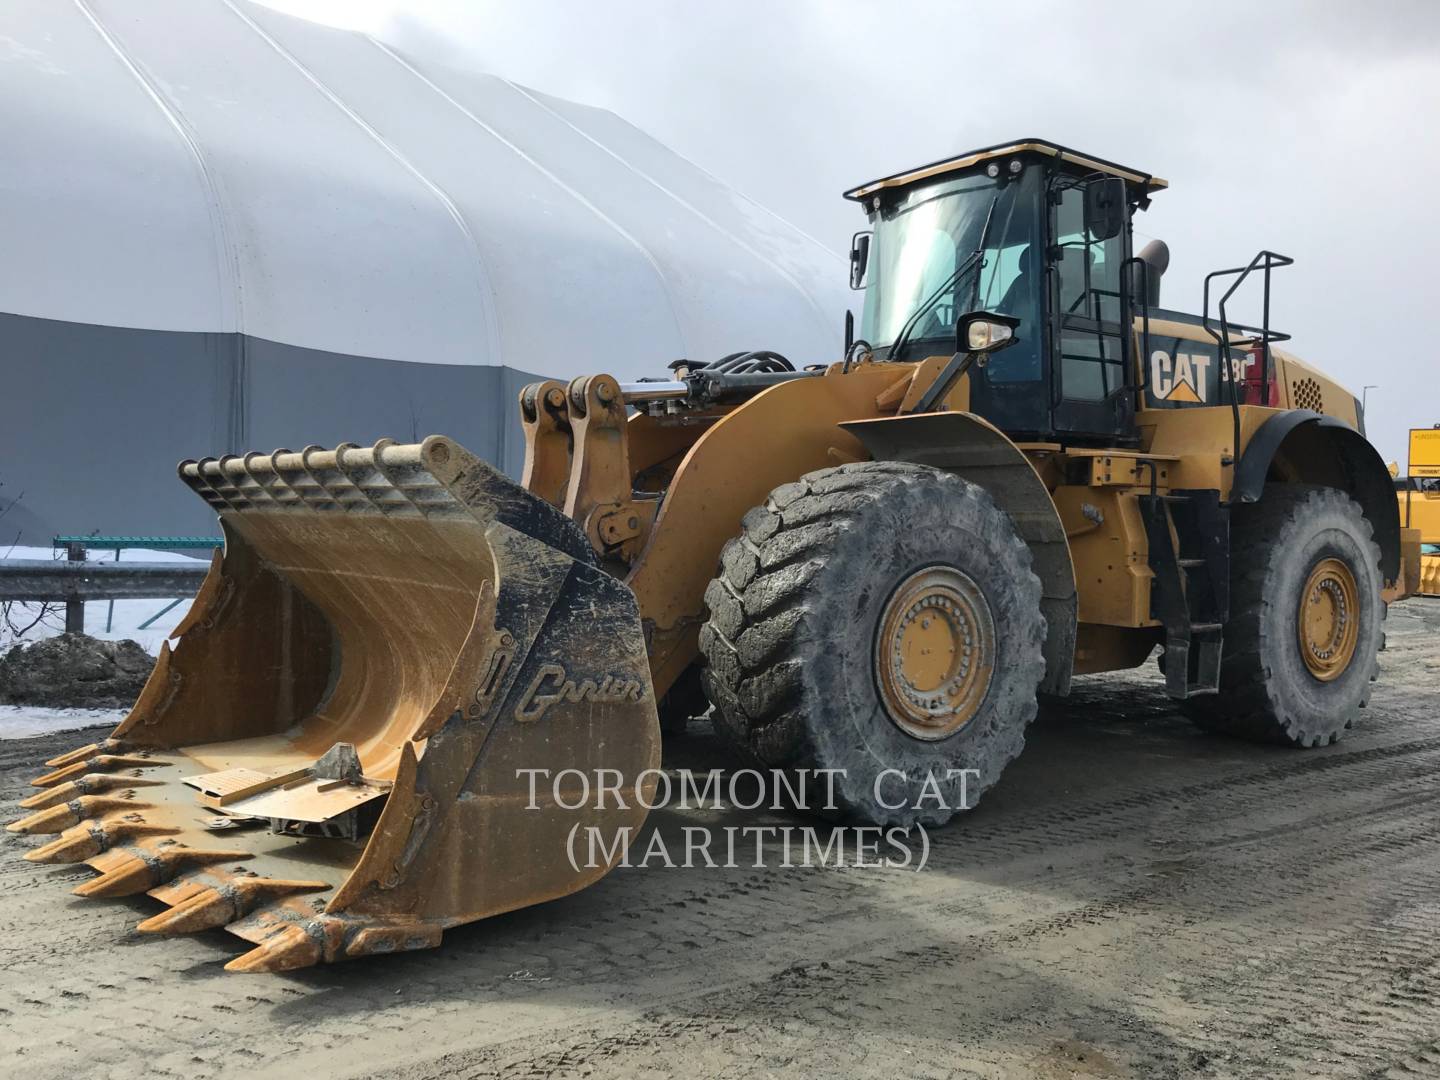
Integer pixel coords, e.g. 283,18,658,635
842,412,1077,696
1236,410,1401,584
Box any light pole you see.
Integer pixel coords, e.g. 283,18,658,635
1362,385,1378,414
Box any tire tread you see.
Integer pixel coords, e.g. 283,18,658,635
699,461,1046,820
1182,483,1383,746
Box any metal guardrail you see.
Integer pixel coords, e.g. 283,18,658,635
1,535,218,635
0,560,210,602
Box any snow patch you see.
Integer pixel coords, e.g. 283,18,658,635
0,706,123,739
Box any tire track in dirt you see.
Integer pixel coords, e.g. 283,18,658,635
361,741,1440,1079
1,603,1438,1079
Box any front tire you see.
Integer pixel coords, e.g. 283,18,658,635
698,461,1046,826
1182,484,1384,746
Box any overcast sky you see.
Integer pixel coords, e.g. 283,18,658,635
260,0,1439,466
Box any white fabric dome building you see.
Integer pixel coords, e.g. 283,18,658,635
0,0,847,542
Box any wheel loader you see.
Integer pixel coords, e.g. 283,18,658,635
1396,426,1440,595
11,138,1416,972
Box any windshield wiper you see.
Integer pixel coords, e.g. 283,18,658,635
886,195,998,362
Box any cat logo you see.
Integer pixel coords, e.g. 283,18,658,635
1150,349,1211,403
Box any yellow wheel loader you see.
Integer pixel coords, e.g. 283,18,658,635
1396,427,1440,595
1398,485,1440,596
11,139,1415,971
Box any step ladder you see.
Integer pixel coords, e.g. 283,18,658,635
1138,489,1230,698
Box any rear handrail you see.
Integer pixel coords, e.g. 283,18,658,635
1201,250,1293,493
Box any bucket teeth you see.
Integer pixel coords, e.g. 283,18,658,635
225,924,323,974
24,821,178,864
347,922,444,959
8,796,153,835
43,739,126,769
32,754,164,789
73,846,252,899
136,877,329,935
71,853,160,898
18,775,165,812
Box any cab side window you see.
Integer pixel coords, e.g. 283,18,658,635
1053,184,1126,405
1054,187,1122,323
971,237,1039,384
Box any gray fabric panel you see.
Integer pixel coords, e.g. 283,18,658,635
0,312,543,545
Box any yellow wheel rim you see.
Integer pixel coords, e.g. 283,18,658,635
1297,556,1360,682
874,566,995,740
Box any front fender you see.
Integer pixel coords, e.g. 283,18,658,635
625,365,901,697
841,412,1077,697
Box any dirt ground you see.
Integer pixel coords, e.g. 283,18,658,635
3,600,1440,1080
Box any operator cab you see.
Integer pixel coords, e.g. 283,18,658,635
846,139,1167,444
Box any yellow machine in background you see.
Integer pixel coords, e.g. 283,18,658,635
1398,427,1440,595
11,139,1413,971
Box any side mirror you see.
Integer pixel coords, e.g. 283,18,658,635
957,311,1020,354
1083,177,1127,241
849,231,871,290
908,311,1023,412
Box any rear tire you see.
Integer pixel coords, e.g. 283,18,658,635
1181,484,1384,746
698,461,1046,826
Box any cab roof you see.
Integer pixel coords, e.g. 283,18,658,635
843,138,1168,202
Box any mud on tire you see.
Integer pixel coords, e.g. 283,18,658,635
1181,483,1384,747
697,461,1046,827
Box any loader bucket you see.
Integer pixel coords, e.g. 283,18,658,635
9,437,660,971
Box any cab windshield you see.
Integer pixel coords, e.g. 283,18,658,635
859,168,1040,368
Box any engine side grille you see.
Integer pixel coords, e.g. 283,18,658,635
1293,377,1324,413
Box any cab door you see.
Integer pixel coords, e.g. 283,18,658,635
1047,180,1136,440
